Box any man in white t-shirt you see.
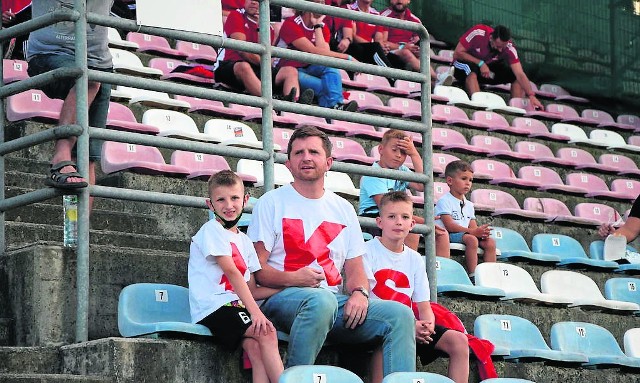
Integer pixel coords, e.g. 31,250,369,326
248,126,416,377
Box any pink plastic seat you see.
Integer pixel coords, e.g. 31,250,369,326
101,141,190,177
175,41,218,64
472,111,529,135
433,182,450,204
346,91,403,116
430,49,453,63
393,79,422,99
566,173,629,201
342,121,385,141
610,179,640,201
513,141,576,168
546,104,599,126
574,203,622,226
470,188,548,220
431,104,490,130
518,166,587,196
539,84,589,103
126,32,188,59
511,116,570,142
598,154,640,178
170,150,257,183
106,102,159,134
471,159,540,189
509,98,564,121
148,57,214,86
556,147,618,173
617,115,640,132
581,109,635,132
471,136,534,162
272,128,294,153
353,73,409,97
339,69,367,90
432,153,460,175
328,137,375,165
630,136,640,146
6,89,62,122
523,197,600,227
437,130,489,156
280,111,347,134
3,59,28,83
529,82,556,99
228,103,294,126
370,146,414,170
174,95,245,119
387,97,421,120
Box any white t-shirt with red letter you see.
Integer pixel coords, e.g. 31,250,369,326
363,237,430,307
189,219,261,323
247,183,366,294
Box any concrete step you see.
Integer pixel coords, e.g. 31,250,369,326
5,222,188,253
0,374,109,383
0,347,60,374
3,244,188,345
0,319,14,346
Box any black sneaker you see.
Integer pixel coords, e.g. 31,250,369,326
333,100,358,112
274,87,297,102
297,88,315,104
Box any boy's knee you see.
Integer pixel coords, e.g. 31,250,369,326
243,337,261,354
463,234,478,247
483,238,496,250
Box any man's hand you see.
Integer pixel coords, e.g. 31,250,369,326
343,292,368,329
415,320,435,344
2,10,15,24
479,64,492,78
529,95,544,110
598,223,615,238
337,38,350,53
291,267,325,287
471,224,491,239
309,13,326,26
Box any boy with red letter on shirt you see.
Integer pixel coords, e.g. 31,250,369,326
364,191,469,383
189,170,283,383
216,0,312,103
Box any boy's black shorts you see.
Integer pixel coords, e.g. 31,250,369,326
198,303,253,350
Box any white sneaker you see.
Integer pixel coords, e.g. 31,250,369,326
436,66,454,86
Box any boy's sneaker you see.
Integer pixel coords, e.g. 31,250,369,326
333,100,358,112
435,66,455,86
297,88,315,104
275,87,297,102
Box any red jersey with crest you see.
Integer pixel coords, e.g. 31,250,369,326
219,8,274,63
380,7,421,44
248,184,366,294
348,2,384,42
363,237,430,307
189,219,261,323
458,24,519,65
277,15,331,68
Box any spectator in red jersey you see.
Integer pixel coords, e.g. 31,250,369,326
221,0,244,17
336,0,391,67
276,0,358,111
215,0,314,103
452,24,543,108
2,0,31,59
380,0,438,82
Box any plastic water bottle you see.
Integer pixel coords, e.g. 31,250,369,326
63,195,78,248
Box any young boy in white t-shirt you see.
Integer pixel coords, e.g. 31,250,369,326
435,160,496,279
364,191,470,383
189,170,283,383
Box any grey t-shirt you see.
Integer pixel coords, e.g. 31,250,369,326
27,0,113,68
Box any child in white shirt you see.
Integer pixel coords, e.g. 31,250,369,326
189,170,283,383
364,191,470,383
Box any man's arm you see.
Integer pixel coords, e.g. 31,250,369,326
342,256,370,329
253,241,325,289
510,62,543,108
230,31,261,65
600,217,640,243
453,41,481,65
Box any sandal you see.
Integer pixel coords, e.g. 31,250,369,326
44,161,88,189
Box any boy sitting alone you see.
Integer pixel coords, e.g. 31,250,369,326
189,170,283,383
359,129,449,255
364,191,470,383
435,160,496,280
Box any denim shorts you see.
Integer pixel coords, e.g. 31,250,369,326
449,232,465,243
27,54,112,160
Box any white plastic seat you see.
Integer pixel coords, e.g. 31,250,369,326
142,109,214,142
203,119,280,150
470,92,526,115
324,171,359,199
624,328,640,358
433,85,486,109
110,48,163,78
541,270,639,313
107,27,139,50
589,129,640,153
475,263,572,306
118,86,191,111
236,159,292,187
551,123,608,148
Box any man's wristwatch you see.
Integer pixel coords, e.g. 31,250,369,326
313,23,324,29
351,287,369,299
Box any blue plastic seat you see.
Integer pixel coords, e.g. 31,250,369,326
278,365,363,383
550,321,640,370
118,283,212,338
604,277,640,314
531,233,619,271
381,372,454,383
435,256,505,299
590,240,640,274
481,379,536,383
474,314,587,363
491,226,560,264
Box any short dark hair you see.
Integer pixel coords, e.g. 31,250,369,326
287,125,333,158
491,25,511,42
208,170,243,195
444,160,472,178
379,190,413,211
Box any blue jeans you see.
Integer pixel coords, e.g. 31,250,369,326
261,287,416,376
297,65,343,108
